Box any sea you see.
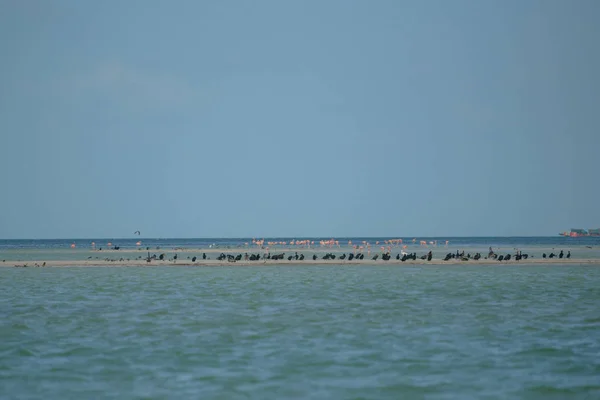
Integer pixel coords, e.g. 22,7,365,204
1,237,600,399
1,236,600,262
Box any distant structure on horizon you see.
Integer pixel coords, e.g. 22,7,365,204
559,228,600,237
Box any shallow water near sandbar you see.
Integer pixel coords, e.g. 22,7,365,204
1,265,599,399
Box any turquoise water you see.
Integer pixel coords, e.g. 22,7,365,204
3,237,600,251
2,237,600,261
1,266,599,399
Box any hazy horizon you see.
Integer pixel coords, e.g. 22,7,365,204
0,234,592,241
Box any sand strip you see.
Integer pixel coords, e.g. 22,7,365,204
3,258,600,268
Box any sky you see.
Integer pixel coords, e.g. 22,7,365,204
0,0,599,239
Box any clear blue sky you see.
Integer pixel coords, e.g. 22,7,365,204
1,0,599,239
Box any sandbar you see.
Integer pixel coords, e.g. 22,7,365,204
3,258,600,268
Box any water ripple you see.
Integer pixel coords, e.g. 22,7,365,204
1,266,600,399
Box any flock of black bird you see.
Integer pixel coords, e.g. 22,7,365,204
11,248,576,267
542,250,570,259
132,249,573,263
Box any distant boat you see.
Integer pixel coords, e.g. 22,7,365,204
559,229,600,237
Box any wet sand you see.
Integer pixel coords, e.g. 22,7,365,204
3,243,598,267
3,258,600,268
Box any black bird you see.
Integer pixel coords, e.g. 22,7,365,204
559,250,564,259
313,254,317,260
498,255,504,261
372,254,379,260
566,251,571,259
542,253,547,258
192,256,197,262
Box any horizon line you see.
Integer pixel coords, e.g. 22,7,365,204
0,235,569,241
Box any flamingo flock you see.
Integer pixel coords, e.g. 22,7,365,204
247,238,450,253
73,238,452,252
